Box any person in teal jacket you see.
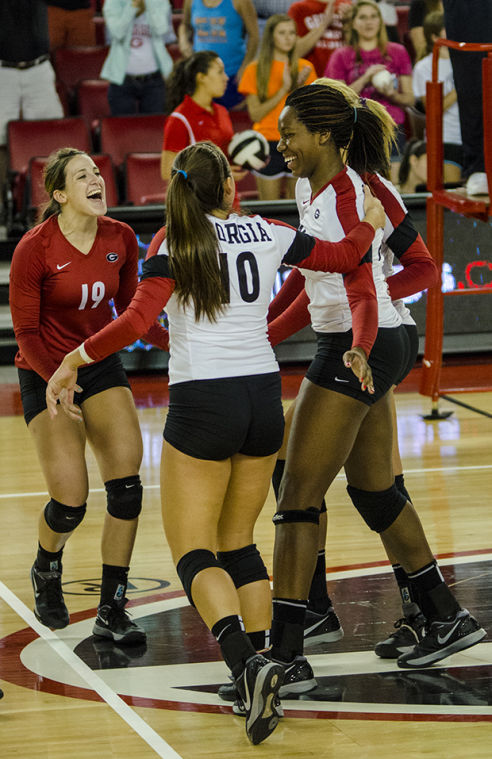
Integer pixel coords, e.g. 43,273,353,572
102,0,174,115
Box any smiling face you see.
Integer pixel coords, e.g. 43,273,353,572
198,57,228,100
273,20,297,55
54,154,107,217
352,3,382,43
277,106,324,180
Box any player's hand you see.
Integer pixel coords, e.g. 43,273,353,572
46,357,83,421
363,185,386,231
343,347,374,394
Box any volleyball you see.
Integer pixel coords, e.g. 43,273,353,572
371,69,394,91
228,130,270,171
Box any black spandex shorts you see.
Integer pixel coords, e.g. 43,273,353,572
398,323,419,385
164,372,284,460
306,325,411,406
18,353,131,426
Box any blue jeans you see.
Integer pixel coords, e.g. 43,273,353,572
108,72,165,116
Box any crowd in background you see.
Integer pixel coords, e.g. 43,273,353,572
1,0,489,224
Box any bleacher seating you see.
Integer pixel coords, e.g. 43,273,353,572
6,117,92,226
76,79,111,147
53,45,109,107
99,114,166,168
125,153,165,205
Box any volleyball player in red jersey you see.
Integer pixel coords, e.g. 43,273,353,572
44,141,386,742
9,148,169,642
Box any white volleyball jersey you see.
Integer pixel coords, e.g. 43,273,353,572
150,213,321,384
295,167,402,333
370,172,416,327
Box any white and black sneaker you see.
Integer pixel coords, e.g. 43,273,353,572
31,563,69,629
397,609,486,668
93,599,146,645
218,678,284,716
304,606,344,646
234,654,283,745
278,655,317,696
375,608,426,658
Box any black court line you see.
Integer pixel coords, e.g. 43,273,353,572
441,394,492,419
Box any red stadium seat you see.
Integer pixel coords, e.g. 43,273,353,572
125,153,165,205
53,45,109,100
100,114,166,168
28,153,119,220
93,15,107,46
235,170,259,201
6,116,92,224
166,43,183,63
76,79,111,144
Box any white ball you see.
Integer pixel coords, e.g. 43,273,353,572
371,69,394,90
228,130,270,171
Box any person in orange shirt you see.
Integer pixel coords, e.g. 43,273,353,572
238,14,317,200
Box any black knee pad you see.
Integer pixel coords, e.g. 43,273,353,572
346,483,407,533
272,507,320,526
105,475,143,520
319,498,327,514
217,544,269,589
176,549,221,606
44,498,86,533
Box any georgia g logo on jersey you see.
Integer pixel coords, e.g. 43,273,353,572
106,252,119,262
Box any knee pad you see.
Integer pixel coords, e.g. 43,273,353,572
346,483,407,533
105,475,143,520
217,544,269,589
176,549,221,606
44,498,86,533
272,507,320,526
320,498,327,514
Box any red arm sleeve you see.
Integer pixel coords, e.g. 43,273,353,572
343,262,378,357
84,276,175,362
9,237,60,381
386,235,439,300
295,222,376,273
113,225,170,352
268,289,311,346
267,268,305,322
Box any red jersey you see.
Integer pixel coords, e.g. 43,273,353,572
162,95,234,156
288,0,349,77
10,215,168,381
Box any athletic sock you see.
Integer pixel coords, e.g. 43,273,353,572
407,561,461,621
248,629,271,651
394,473,412,503
392,562,419,610
36,543,63,573
307,549,331,614
271,597,307,663
212,615,256,678
100,564,129,607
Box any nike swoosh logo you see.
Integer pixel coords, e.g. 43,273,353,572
57,262,71,270
334,377,349,383
437,619,462,645
304,618,327,635
242,681,251,712
125,484,136,489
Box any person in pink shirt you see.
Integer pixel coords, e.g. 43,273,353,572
325,0,414,181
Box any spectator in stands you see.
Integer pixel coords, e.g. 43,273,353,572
0,0,64,220
178,0,259,110
253,0,294,38
101,0,173,116
46,1,96,51
160,51,246,199
412,10,462,185
288,0,353,77
325,0,414,182
443,0,491,195
397,138,427,193
408,0,442,61
238,14,317,200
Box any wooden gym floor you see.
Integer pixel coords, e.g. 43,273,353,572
0,363,491,759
